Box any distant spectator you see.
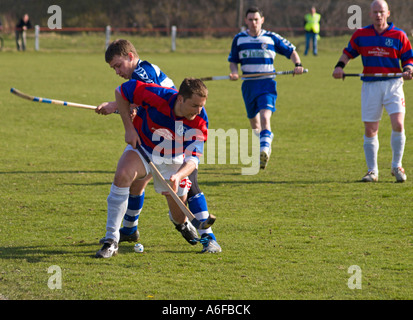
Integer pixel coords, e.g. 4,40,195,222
304,6,321,56
0,19,3,50
15,13,32,51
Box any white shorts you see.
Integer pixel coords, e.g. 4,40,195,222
124,144,192,197
361,78,405,122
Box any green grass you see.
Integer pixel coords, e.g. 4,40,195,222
0,35,412,300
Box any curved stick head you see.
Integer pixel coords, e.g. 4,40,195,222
199,214,216,229
190,214,216,229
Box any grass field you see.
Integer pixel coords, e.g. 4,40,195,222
0,34,412,301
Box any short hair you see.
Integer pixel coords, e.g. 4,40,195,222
246,7,264,17
105,39,138,63
371,0,389,11
178,78,208,101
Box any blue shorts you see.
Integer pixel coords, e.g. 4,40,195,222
241,79,277,119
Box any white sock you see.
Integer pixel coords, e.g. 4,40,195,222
364,135,379,173
391,130,406,168
105,184,130,242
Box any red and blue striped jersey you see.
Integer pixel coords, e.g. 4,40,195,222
343,23,413,81
119,80,208,164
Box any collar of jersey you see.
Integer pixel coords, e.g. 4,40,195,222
369,22,394,36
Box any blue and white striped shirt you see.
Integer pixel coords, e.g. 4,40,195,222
132,59,175,88
228,30,296,79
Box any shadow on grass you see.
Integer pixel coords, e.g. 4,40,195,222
0,169,401,185
0,243,199,263
0,170,114,186
197,179,399,186
0,242,99,263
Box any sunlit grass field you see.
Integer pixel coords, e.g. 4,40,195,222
0,34,412,301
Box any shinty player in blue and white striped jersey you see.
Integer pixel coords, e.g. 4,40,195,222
228,7,304,170
95,40,221,255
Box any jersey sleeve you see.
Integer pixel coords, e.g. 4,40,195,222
228,34,241,63
133,61,175,88
271,33,296,58
343,30,361,59
119,80,145,106
400,32,413,68
119,80,136,103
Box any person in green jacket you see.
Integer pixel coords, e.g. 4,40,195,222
304,6,321,56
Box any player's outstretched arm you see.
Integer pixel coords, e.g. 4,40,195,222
115,89,140,148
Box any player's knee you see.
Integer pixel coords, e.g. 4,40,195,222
364,123,379,137
114,167,138,188
391,120,404,132
130,181,146,195
392,125,404,133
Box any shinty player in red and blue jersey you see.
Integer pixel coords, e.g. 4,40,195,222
343,22,413,82
95,40,221,256
96,78,221,258
119,79,208,162
333,0,413,183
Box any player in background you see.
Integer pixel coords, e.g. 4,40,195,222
228,7,304,170
96,40,220,253
333,0,413,182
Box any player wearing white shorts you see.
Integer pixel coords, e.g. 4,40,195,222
96,40,220,254
361,78,405,123
333,0,413,182
96,78,219,258
124,144,192,197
